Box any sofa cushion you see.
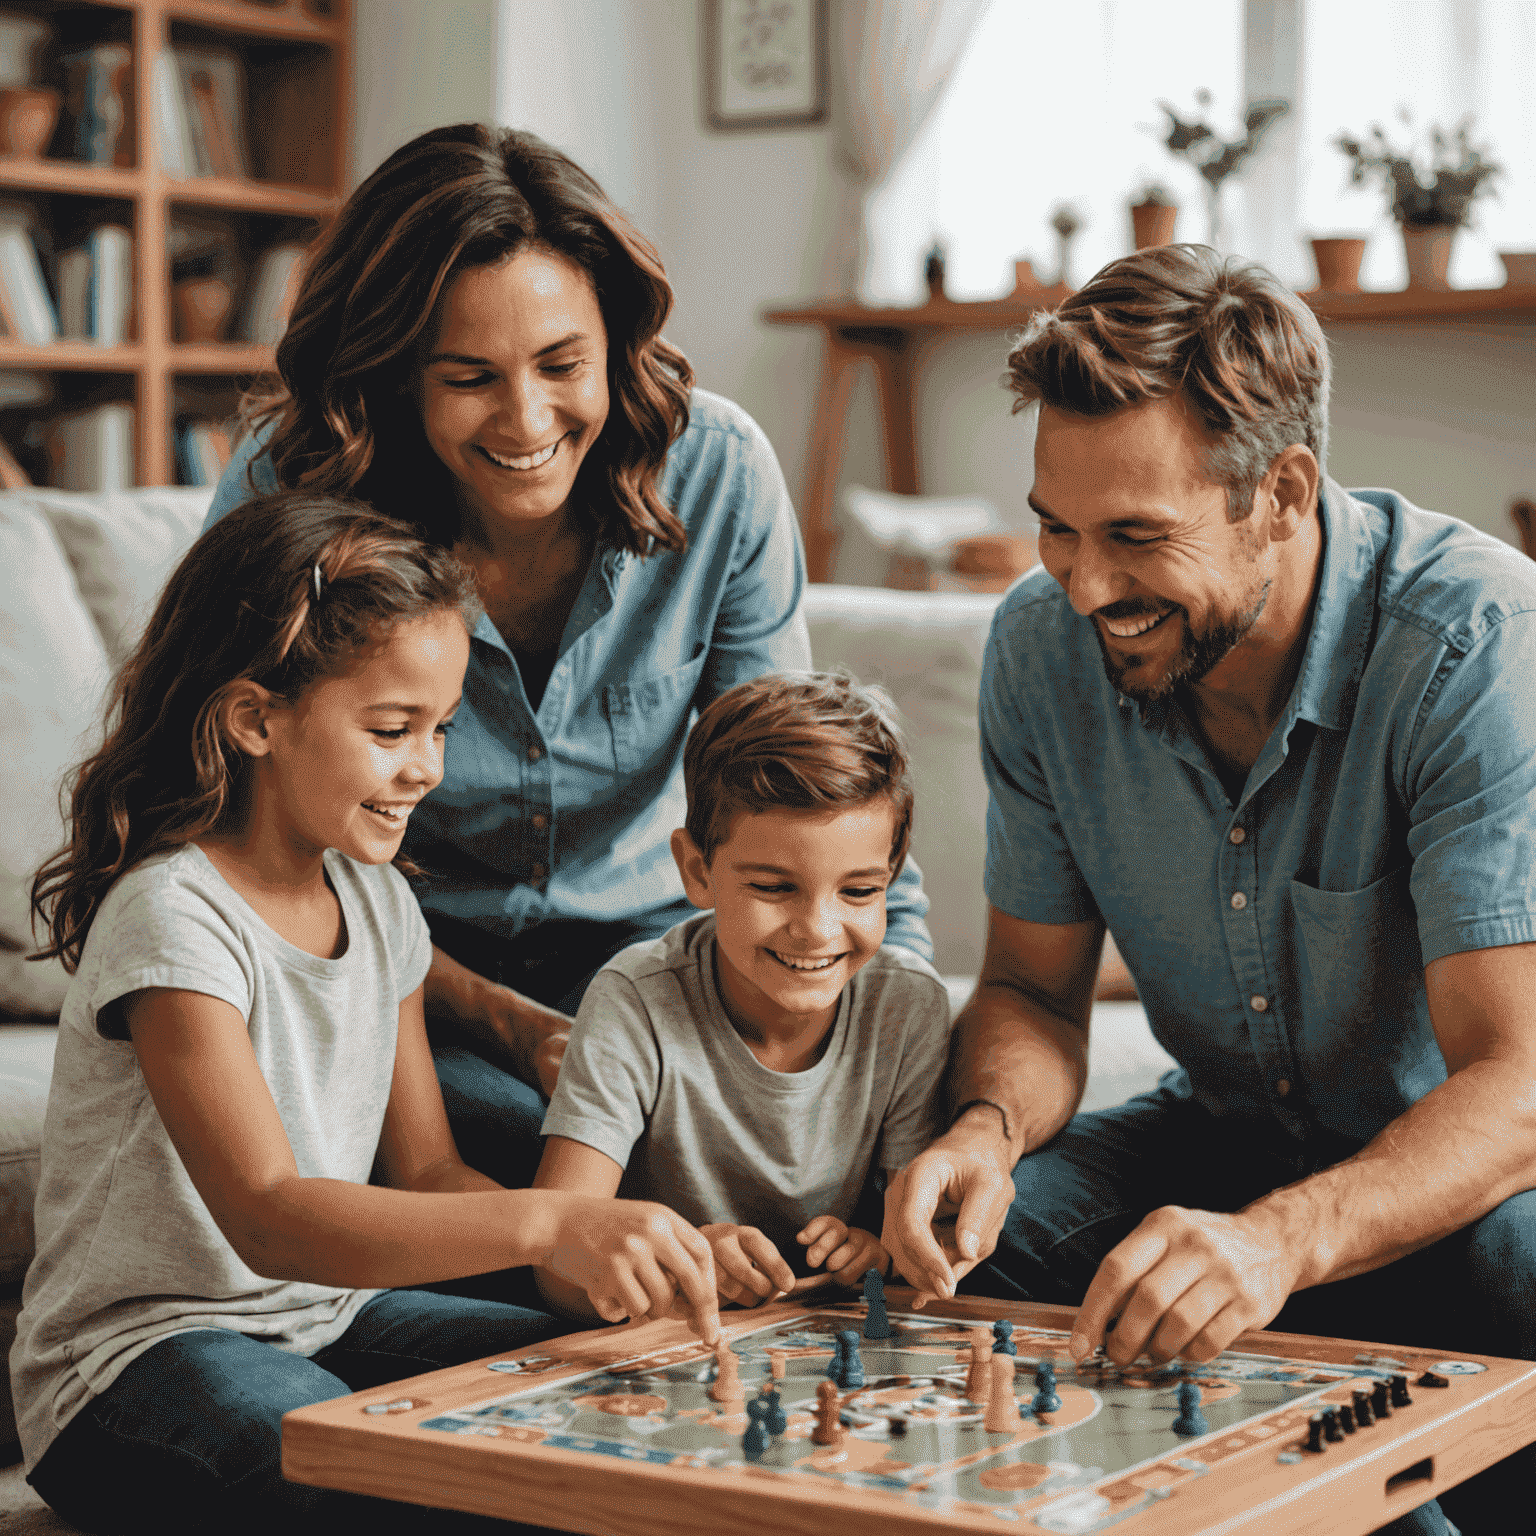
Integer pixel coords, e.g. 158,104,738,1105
0,1025,57,1286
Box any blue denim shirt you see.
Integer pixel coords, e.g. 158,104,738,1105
981,481,1536,1145
206,390,933,957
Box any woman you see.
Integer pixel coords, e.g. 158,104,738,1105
206,123,931,1191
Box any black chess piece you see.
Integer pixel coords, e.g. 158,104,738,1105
1370,1379,1391,1418
1338,1403,1356,1433
1322,1406,1342,1442
1390,1373,1412,1408
1353,1387,1375,1427
1305,1413,1326,1453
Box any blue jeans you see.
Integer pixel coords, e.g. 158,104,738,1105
963,1084,1535,1536
28,1288,568,1534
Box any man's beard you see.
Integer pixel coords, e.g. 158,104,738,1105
1092,579,1272,704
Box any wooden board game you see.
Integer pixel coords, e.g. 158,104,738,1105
282,1289,1536,1535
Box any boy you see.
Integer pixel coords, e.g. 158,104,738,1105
534,672,951,1315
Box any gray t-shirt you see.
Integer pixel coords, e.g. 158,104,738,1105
10,843,432,1471
542,913,951,1269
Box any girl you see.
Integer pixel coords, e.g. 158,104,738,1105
12,493,718,1536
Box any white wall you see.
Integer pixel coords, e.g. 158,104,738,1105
351,1,1535,560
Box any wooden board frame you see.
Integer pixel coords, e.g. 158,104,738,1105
282,1290,1536,1535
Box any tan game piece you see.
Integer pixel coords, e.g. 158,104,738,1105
770,1353,786,1381
708,1338,742,1403
965,1327,993,1404
984,1355,1021,1432
811,1380,844,1447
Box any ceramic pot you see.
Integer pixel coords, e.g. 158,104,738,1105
173,276,234,343
1130,202,1178,250
0,87,59,159
1309,237,1367,293
1497,251,1536,288
1401,225,1456,291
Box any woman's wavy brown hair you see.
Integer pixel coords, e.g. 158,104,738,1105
1006,244,1330,520
30,492,480,971
244,123,694,554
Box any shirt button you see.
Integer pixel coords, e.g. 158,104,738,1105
530,863,547,881
1276,1078,1291,1098
531,813,548,830
527,744,543,762
1229,826,1246,844
1230,891,1247,911
1250,995,1268,1012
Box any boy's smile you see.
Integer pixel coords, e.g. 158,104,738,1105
671,801,897,1067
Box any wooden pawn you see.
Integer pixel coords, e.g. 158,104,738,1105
709,1338,742,1403
984,1354,1021,1432
965,1327,993,1403
811,1379,844,1446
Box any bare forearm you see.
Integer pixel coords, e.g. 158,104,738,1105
1249,1056,1536,1290
535,1263,606,1322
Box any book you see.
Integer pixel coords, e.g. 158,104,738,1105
0,12,49,89
152,49,195,178
174,46,250,179
61,43,132,166
240,243,306,345
46,402,134,491
56,245,88,339
55,225,130,344
0,204,57,345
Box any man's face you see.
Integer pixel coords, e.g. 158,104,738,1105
1031,397,1271,704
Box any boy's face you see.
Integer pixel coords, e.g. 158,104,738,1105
671,800,897,1040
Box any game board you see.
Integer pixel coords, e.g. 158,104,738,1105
282,1290,1536,1535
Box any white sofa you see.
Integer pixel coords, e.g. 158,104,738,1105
0,493,1174,1471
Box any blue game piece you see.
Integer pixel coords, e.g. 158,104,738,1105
762,1386,787,1436
826,1334,846,1380
837,1329,865,1389
863,1268,891,1339
1030,1361,1061,1415
993,1319,1016,1356
1171,1378,1209,1437
742,1399,770,1461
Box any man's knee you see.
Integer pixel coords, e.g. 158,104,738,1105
1456,1189,1536,1358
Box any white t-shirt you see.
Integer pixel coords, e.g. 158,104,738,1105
10,843,433,1471
543,913,951,1267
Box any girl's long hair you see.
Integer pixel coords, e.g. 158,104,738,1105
245,123,694,554
30,492,480,972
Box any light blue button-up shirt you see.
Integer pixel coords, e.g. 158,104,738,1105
981,481,1536,1145
206,390,932,957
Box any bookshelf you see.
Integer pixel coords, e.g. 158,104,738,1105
0,0,349,486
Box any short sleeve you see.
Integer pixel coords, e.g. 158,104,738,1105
876,972,952,1170
1405,612,1536,963
980,602,1099,925
89,877,254,1040
540,969,663,1166
383,866,434,1000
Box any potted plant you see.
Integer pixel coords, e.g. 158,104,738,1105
1154,91,1290,249
1129,182,1177,251
1333,115,1502,290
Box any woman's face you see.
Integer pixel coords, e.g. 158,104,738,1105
418,248,610,536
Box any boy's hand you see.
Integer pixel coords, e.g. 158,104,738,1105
698,1223,796,1306
546,1196,720,1342
798,1215,890,1288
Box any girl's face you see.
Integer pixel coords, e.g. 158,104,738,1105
417,248,611,537
261,610,470,865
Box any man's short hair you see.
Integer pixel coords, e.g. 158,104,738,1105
1005,244,1331,520
683,671,914,871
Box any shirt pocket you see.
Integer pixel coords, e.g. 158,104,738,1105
603,646,709,777
1288,864,1422,1026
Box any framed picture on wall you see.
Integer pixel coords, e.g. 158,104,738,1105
705,0,829,131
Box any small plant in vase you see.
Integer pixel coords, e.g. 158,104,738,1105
1332,114,1502,290
1049,203,1084,289
1129,182,1178,251
1154,91,1289,250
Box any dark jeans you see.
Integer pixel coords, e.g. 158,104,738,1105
426,905,696,1194
28,1288,570,1534
962,1084,1536,1536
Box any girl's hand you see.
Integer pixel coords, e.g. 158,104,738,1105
546,1197,720,1343
698,1223,796,1307
798,1215,891,1288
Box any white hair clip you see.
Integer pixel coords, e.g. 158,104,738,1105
312,562,324,602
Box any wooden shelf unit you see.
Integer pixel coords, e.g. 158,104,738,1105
766,283,1536,581
0,0,350,486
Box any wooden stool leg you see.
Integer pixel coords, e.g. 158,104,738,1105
869,338,919,496
802,334,861,583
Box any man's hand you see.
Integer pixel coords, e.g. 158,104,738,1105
698,1223,796,1307
881,1114,1017,1302
480,987,569,1097
798,1216,887,1288
1068,1205,1303,1366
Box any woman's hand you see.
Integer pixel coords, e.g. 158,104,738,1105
698,1223,796,1307
799,1215,890,1288
544,1195,720,1343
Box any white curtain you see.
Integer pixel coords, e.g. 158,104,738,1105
822,0,994,299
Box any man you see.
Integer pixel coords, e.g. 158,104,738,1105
883,245,1536,1536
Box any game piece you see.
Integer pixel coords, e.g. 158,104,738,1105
837,1329,865,1389
769,1352,786,1381
1031,1361,1062,1415
1390,1372,1412,1407
825,1334,846,1381
1305,1413,1326,1453
984,1355,1022,1431
862,1268,891,1339
1321,1406,1342,1442
708,1338,742,1403
742,1399,770,1461
992,1319,1016,1356
811,1380,843,1447
1338,1403,1356,1433
888,1415,908,1438
965,1327,993,1403
1353,1387,1375,1427
1418,1369,1450,1388
1171,1379,1208,1437
1370,1379,1391,1418
760,1384,787,1436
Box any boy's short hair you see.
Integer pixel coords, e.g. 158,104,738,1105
683,671,914,871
